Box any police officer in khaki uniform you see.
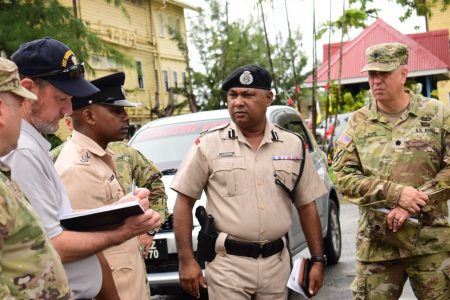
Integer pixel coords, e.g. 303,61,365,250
55,72,159,300
172,65,327,299
332,43,450,299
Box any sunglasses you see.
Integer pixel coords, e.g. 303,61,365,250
29,63,85,79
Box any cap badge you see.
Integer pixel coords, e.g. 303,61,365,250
62,50,76,68
239,71,253,85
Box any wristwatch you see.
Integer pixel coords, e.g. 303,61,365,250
310,255,327,266
147,230,157,237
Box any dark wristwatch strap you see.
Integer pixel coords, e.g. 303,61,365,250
147,230,157,237
310,255,327,266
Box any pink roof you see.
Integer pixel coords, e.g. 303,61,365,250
305,18,450,87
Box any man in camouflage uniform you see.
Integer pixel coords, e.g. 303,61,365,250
332,42,450,299
108,141,169,225
0,57,72,299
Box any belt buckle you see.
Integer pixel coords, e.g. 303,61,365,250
260,242,270,258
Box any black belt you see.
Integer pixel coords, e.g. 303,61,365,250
225,238,284,258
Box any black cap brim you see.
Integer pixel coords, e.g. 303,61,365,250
47,76,99,98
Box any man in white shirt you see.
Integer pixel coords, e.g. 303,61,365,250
1,37,161,300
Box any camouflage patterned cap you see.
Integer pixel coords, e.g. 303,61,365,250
0,57,37,100
361,42,409,72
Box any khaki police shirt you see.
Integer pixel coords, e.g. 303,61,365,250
171,120,327,243
54,130,150,300
54,130,123,208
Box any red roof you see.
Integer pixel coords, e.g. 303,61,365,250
305,18,450,87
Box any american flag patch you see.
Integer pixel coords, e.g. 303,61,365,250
337,134,352,148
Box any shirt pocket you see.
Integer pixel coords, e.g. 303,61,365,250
106,175,123,204
106,250,133,299
272,160,300,192
212,156,247,197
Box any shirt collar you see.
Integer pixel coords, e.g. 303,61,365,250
367,89,418,120
222,119,283,144
71,130,109,157
21,119,51,152
0,161,11,178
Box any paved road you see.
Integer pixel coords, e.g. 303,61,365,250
290,204,416,300
153,203,417,299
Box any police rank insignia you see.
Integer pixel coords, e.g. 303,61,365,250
239,71,253,85
272,155,302,160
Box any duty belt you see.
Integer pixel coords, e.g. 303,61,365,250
225,238,284,258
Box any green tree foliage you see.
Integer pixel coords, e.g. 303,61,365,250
0,0,132,73
393,0,449,20
273,30,308,103
325,82,366,114
189,0,307,110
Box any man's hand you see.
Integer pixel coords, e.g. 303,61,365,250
117,187,150,211
307,262,325,296
387,207,412,232
398,186,428,214
117,209,161,243
179,258,207,299
138,233,153,258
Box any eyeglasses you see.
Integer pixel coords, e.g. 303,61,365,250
29,63,85,79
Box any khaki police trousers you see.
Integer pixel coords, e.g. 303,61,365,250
205,235,290,300
352,252,450,300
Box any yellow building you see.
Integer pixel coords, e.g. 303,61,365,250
427,1,450,105
58,0,197,139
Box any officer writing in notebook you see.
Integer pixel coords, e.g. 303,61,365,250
172,64,327,299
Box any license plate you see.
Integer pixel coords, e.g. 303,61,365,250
147,239,168,260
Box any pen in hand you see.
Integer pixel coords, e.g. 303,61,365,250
131,178,136,196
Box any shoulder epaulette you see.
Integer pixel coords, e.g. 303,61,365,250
75,149,91,165
199,122,230,136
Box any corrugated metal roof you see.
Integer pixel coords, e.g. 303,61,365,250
408,29,450,66
305,18,450,87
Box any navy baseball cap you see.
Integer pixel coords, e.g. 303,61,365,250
11,37,99,98
72,72,139,110
221,64,272,91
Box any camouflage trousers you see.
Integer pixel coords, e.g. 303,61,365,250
352,252,450,300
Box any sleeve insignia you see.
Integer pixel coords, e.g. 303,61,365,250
337,134,352,148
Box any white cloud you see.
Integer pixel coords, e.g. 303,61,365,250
186,0,426,71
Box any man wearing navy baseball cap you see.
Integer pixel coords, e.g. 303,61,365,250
1,38,161,299
12,37,98,98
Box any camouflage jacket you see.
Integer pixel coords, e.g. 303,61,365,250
52,141,168,223
0,162,72,300
332,91,450,262
108,142,168,223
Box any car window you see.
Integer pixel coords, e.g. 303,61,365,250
130,118,229,171
285,121,313,152
281,111,314,151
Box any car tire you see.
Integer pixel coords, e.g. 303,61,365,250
324,200,341,265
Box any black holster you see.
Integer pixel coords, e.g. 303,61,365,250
195,206,218,263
